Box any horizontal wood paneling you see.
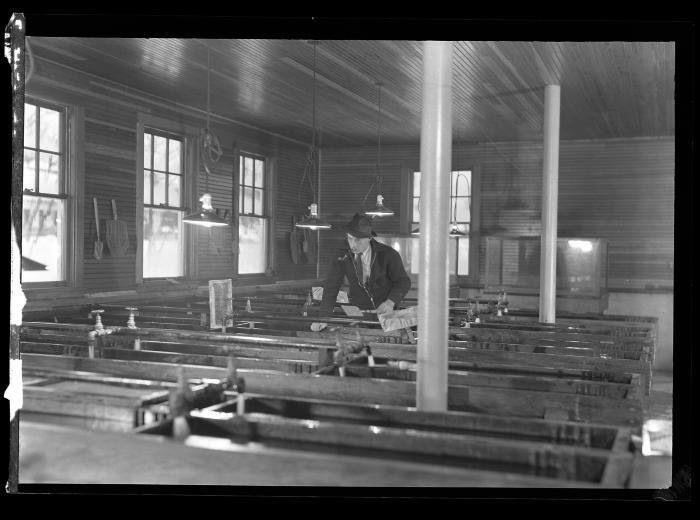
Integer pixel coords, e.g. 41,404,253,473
24,58,318,306
320,137,674,290
28,38,674,147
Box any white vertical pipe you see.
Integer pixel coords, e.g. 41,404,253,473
417,41,453,412
539,85,561,323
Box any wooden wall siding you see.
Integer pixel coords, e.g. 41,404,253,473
317,150,405,273
23,56,316,304
196,150,235,281
320,137,674,291
273,145,318,280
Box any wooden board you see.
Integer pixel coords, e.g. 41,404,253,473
207,394,631,451
136,411,633,484
19,421,609,487
21,354,645,428
209,279,233,330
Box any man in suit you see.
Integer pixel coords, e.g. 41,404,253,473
311,213,411,331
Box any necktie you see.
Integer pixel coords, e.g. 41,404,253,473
354,253,364,284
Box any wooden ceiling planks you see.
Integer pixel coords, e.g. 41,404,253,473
26,38,675,147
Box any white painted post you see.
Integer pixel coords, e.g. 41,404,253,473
417,41,453,412
539,85,561,323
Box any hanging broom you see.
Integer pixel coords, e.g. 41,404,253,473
106,199,129,257
93,197,103,260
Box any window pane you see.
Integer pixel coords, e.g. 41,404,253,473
39,107,60,152
144,133,152,169
243,157,254,186
153,171,167,205
254,188,263,215
24,103,36,148
144,170,152,204
410,237,420,275
238,215,267,274
23,150,36,191
168,174,181,206
455,197,470,222
168,139,181,173
143,207,183,278
153,135,167,171
412,197,420,223
239,186,244,213
39,152,60,194
455,171,471,196
458,238,470,276
243,187,253,214
22,195,65,282
413,171,421,196
254,159,264,187
448,239,457,275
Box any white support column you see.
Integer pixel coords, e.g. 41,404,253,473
539,85,561,323
417,41,453,412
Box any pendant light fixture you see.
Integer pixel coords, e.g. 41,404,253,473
184,43,229,228
296,40,331,231
362,82,394,218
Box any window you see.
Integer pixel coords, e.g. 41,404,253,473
410,170,472,276
22,101,67,283
238,153,268,274
142,129,185,278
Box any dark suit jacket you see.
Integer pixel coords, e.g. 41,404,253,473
319,239,411,317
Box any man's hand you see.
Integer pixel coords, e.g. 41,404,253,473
310,322,328,332
375,299,395,315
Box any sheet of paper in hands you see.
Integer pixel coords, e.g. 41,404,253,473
337,290,349,303
341,305,364,317
378,306,418,332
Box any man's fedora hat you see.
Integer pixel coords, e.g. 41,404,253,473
343,213,377,238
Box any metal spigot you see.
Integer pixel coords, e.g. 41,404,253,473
126,307,138,328
91,309,104,332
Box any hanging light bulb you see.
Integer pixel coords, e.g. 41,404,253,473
448,224,468,238
365,194,394,218
295,40,331,231
185,44,228,228
183,193,229,228
362,82,394,218
296,203,331,230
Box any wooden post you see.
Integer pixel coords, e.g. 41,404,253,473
171,366,192,438
417,41,453,412
539,85,561,324
7,13,26,494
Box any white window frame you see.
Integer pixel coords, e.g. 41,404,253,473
405,166,481,282
235,151,272,276
136,114,198,283
21,98,84,288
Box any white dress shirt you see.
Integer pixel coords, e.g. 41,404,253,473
355,247,371,285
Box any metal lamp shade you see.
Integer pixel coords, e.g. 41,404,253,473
184,194,229,228
364,194,394,218
295,203,331,230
